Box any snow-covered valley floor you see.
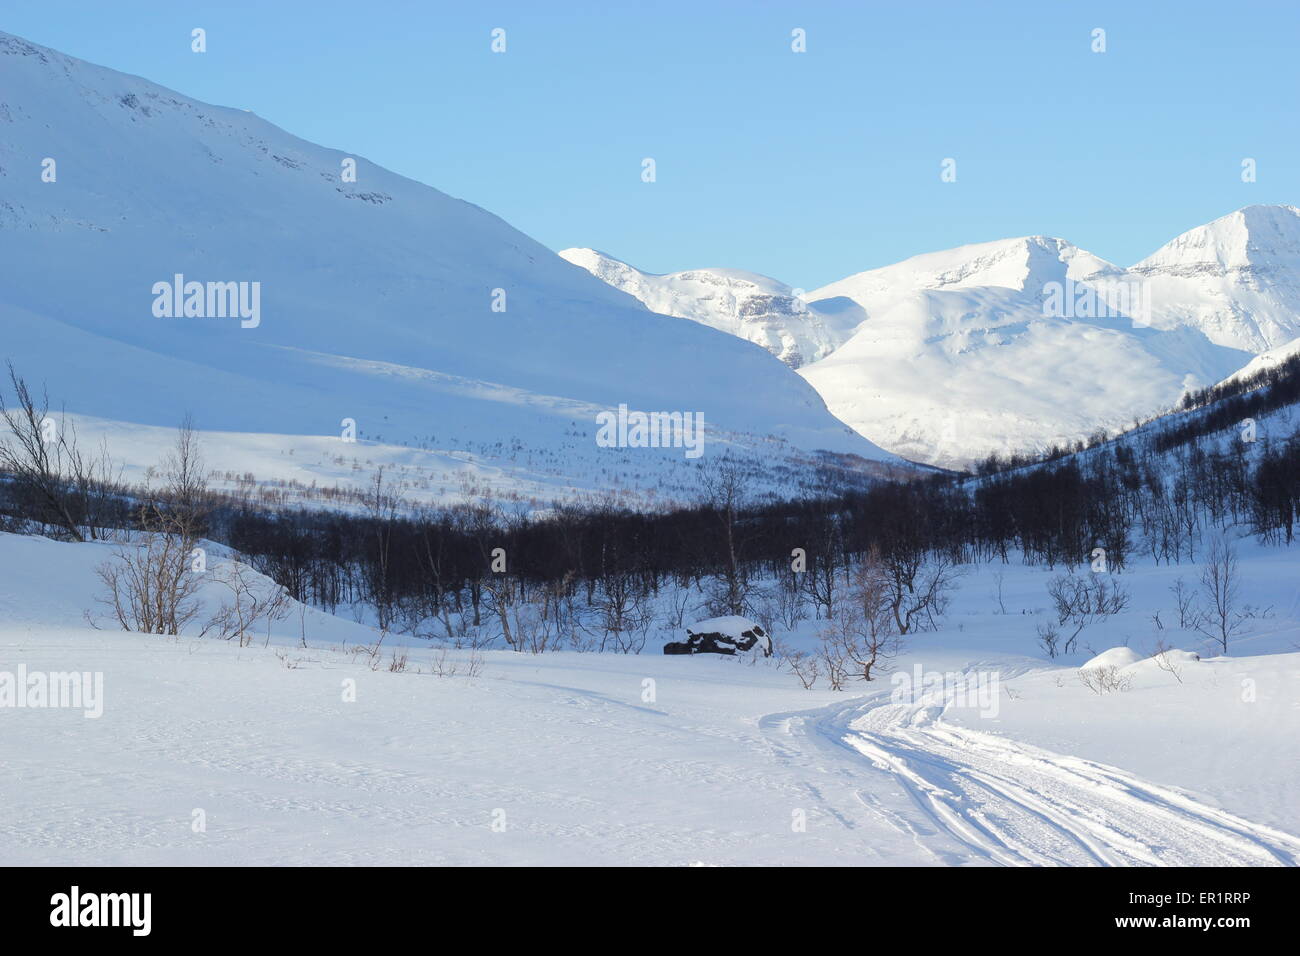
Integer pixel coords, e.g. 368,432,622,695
1,532,1297,866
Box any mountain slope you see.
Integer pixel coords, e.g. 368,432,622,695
798,289,1244,469
0,31,898,508
558,248,862,368
794,236,1248,468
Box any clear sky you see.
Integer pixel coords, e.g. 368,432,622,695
7,1,1299,289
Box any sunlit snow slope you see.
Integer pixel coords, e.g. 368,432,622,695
801,235,1251,469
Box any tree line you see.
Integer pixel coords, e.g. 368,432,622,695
2,355,1299,658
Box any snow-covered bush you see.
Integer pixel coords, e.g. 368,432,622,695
1077,647,1141,694
1077,665,1133,695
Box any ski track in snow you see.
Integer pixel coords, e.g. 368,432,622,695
761,681,1300,867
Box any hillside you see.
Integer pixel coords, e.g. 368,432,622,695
0,30,898,511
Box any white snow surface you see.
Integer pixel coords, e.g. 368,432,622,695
3,530,1298,866
688,615,766,637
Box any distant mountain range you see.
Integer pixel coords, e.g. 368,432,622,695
6,25,1296,494
564,205,1300,469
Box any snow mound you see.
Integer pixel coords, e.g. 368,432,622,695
1080,647,1144,671
1133,648,1203,670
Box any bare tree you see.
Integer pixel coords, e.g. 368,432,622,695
659,576,697,630
205,561,291,647
481,569,521,649
1046,571,1131,654
93,421,209,636
882,550,959,635
1036,620,1064,658
363,466,403,631
94,531,204,634
158,414,209,541
779,642,820,690
699,453,752,616
595,571,651,653
1078,665,1132,695
1194,536,1245,654
485,574,574,654
991,570,1007,614
1151,639,1185,684
65,433,123,541
0,361,88,540
818,553,900,684
804,508,844,620
1169,577,1198,629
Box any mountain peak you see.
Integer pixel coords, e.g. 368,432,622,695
808,233,1118,309
558,248,860,368
1133,204,1300,273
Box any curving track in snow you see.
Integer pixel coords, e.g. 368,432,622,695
761,685,1300,867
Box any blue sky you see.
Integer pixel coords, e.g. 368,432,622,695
7,1,1299,289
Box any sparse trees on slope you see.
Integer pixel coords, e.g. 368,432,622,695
205,560,291,647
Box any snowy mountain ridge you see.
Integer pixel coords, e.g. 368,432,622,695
558,248,861,368
567,208,1300,469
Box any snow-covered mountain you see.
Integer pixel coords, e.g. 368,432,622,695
558,248,861,368
569,215,1300,470
1128,204,1300,353
800,235,1251,469
0,31,899,509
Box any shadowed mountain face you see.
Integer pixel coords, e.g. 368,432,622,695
0,30,898,507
